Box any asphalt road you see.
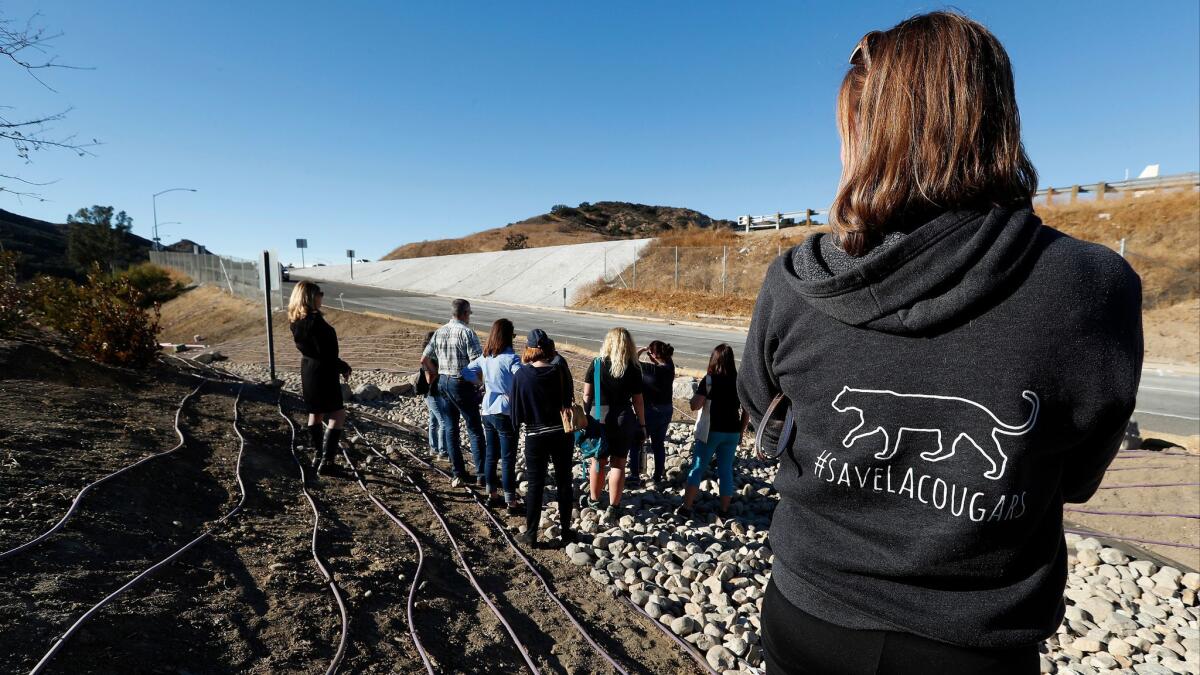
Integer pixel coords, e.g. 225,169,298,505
297,279,1200,438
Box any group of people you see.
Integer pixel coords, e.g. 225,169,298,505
289,289,750,548
285,11,1144,674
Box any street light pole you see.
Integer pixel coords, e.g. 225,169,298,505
152,188,198,251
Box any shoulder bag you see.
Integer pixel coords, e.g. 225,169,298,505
574,357,607,462
693,375,713,444
558,361,587,433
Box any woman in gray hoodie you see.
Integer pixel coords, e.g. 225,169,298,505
739,11,1142,674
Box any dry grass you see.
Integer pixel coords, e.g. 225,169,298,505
1143,299,1200,366
1037,190,1199,309
576,287,757,323
157,285,425,346
384,217,615,260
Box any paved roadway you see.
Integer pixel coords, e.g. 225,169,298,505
297,280,1200,438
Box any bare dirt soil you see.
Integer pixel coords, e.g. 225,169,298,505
0,331,699,673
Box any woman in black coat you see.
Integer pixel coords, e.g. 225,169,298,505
289,281,352,475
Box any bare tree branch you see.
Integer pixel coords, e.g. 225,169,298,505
0,10,97,201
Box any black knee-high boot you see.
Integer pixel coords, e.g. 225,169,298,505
317,427,343,476
306,424,324,468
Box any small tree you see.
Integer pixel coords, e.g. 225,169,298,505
503,233,529,250
67,205,137,273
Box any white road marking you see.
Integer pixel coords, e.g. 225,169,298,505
1135,409,1200,422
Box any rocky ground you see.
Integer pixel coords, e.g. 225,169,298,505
219,362,1200,675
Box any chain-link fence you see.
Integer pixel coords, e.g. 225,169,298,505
150,250,262,300
592,230,1196,312
597,236,812,300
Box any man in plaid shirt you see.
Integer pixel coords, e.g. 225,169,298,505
421,298,485,486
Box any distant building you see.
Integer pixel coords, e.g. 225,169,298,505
164,239,211,255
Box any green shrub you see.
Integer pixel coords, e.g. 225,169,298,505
27,266,161,367
0,251,27,336
119,263,185,308
503,233,529,250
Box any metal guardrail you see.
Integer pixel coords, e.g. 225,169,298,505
1036,172,1199,204
738,172,1199,231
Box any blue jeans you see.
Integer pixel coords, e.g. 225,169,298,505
482,413,517,498
686,431,740,496
443,377,485,480
424,393,451,457
631,402,672,480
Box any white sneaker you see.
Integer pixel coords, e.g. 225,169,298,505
451,476,462,488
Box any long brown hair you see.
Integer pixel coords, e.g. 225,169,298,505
707,343,736,378
830,11,1038,256
482,318,514,357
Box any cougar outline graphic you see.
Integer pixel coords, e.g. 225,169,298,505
830,386,1040,480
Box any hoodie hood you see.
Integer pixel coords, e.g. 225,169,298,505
785,206,1043,334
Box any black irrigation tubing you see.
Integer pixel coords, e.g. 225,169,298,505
342,420,541,675
0,382,206,562
336,444,434,674
1064,528,1200,551
354,412,741,675
618,595,720,675
30,385,249,675
348,420,630,675
275,395,350,675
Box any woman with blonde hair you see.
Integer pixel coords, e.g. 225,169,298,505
581,327,647,520
740,11,1141,673
289,281,352,476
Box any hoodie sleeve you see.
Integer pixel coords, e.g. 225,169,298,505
510,370,525,430
738,259,783,430
1060,254,1144,504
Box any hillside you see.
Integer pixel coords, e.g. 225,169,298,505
0,208,155,279
578,191,1200,364
383,201,735,260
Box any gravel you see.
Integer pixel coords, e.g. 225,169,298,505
218,362,1200,674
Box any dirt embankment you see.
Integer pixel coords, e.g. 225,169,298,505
578,192,1200,366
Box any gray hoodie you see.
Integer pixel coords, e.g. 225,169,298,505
738,205,1143,648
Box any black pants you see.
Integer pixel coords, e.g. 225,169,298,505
761,580,1038,675
525,431,574,534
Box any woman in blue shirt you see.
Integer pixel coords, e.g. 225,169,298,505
463,318,524,514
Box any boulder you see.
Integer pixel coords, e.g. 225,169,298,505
389,382,416,397
672,377,697,400
353,383,381,402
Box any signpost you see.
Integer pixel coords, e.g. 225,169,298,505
296,238,308,268
260,250,278,383
347,249,355,280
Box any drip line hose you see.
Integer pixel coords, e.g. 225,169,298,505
353,423,630,675
1063,507,1198,519
31,385,248,675
343,421,540,675
1,382,205,561
1064,528,1200,551
337,445,434,674
1098,482,1200,489
276,395,349,675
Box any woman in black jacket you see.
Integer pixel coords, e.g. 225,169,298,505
739,12,1141,674
510,329,575,547
289,281,352,476
634,340,675,487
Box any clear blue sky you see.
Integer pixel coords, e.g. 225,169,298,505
2,1,1197,264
